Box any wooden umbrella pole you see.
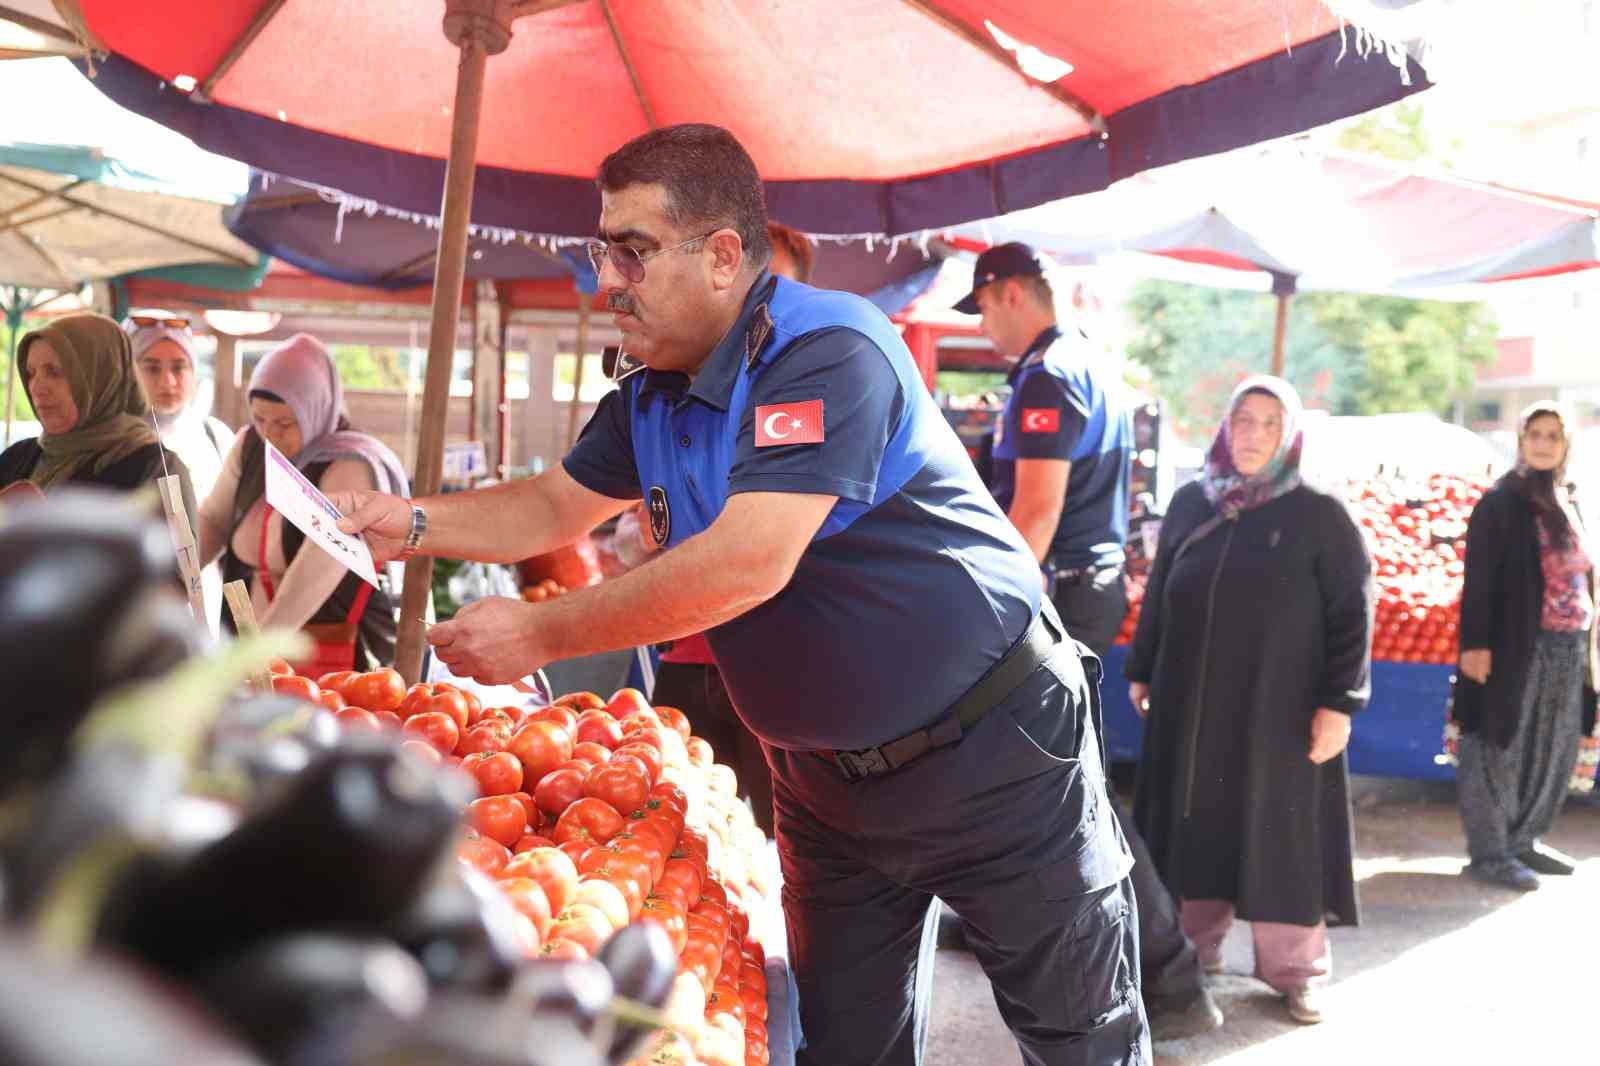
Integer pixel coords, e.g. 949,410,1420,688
394,0,515,685
1271,290,1291,378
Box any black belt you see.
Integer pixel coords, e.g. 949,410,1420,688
1048,561,1123,588
824,609,1064,782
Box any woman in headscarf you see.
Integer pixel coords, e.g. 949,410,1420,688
1451,401,1595,891
0,313,195,517
1125,375,1372,1027
196,334,409,670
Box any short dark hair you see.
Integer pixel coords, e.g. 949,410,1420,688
598,124,772,272
1002,273,1053,308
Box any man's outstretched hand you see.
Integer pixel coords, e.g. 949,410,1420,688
427,596,545,686
331,490,414,564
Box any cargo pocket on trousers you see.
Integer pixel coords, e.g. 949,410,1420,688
1048,878,1139,1032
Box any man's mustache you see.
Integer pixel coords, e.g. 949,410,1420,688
607,292,638,316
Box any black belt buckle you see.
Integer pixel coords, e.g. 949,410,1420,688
831,746,890,781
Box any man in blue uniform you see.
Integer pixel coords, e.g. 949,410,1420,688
338,126,1147,1066
957,244,1222,1040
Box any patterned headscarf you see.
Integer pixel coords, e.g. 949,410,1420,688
17,313,160,488
1201,374,1304,518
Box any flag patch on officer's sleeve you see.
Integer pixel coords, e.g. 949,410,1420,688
755,400,825,446
1022,408,1060,433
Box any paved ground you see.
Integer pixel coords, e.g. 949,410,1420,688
924,780,1600,1065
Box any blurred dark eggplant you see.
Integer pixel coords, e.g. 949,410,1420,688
342,993,608,1066
207,692,341,796
0,491,204,800
0,744,185,923
190,932,428,1066
596,922,678,1062
509,956,615,1032
389,863,527,991
99,734,473,972
0,930,266,1066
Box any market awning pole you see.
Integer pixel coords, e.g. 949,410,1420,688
1270,272,1296,378
3,291,26,449
394,0,514,685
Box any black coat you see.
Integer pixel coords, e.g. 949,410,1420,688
1127,481,1372,927
1452,484,1598,747
0,438,197,531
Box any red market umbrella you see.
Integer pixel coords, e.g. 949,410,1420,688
67,0,1427,681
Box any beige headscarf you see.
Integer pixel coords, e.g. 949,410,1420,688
18,313,160,488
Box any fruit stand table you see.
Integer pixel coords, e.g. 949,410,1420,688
1098,644,1456,781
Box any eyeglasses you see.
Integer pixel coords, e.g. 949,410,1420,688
127,314,193,332
583,231,718,284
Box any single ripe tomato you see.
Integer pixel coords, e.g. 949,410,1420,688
315,689,345,713
571,741,614,766
619,712,665,742
317,670,358,696
540,938,591,961
335,706,380,732
345,668,406,713
462,751,524,797
456,832,512,878
679,929,722,988
652,704,693,742
498,876,555,937
656,858,703,914
649,781,690,818
403,710,461,755
638,895,689,953
575,876,631,929
583,761,650,817
372,710,403,731
271,674,321,703
553,797,625,848
553,690,606,712
509,720,574,781
469,794,530,848
513,832,556,853
613,741,664,785
503,846,580,911
527,704,579,735
268,658,293,677
534,766,587,817
605,688,652,719
686,737,714,768
549,902,614,955
455,686,484,725
456,722,511,756
575,711,625,750
741,978,768,1024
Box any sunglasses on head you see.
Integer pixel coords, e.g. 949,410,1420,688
583,230,719,285
128,314,193,332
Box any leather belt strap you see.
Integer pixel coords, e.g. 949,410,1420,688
826,608,1064,782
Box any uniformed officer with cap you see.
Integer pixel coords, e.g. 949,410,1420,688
957,243,1223,1040
337,125,1149,1066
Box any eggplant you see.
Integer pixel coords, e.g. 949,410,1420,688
595,922,679,1062
388,863,527,991
190,932,428,1066
0,744,185,923
207,692,342,798
0,491,203,800
0,931,266,1066
342,993,608,1066
99,734,474,973
508,956,616,1031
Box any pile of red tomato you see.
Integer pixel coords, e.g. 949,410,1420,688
268,664,773,1066
1347,473,1485,664
1111,473,1488,666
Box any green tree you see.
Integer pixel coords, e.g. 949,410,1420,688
1125,280,1496,443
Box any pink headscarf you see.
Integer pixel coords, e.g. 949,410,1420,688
247,334,410,497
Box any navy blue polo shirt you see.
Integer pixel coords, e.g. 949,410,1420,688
564,272,1039,751
989,326,1132,571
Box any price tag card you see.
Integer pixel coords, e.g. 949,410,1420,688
262,441,381,588
443,440,488,482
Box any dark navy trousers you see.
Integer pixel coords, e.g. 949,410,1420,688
765,641,1151,1066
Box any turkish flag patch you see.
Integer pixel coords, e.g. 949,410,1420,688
755,399,825,447
1021,408,1061,433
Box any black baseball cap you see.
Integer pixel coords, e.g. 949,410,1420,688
953,242,1046,315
